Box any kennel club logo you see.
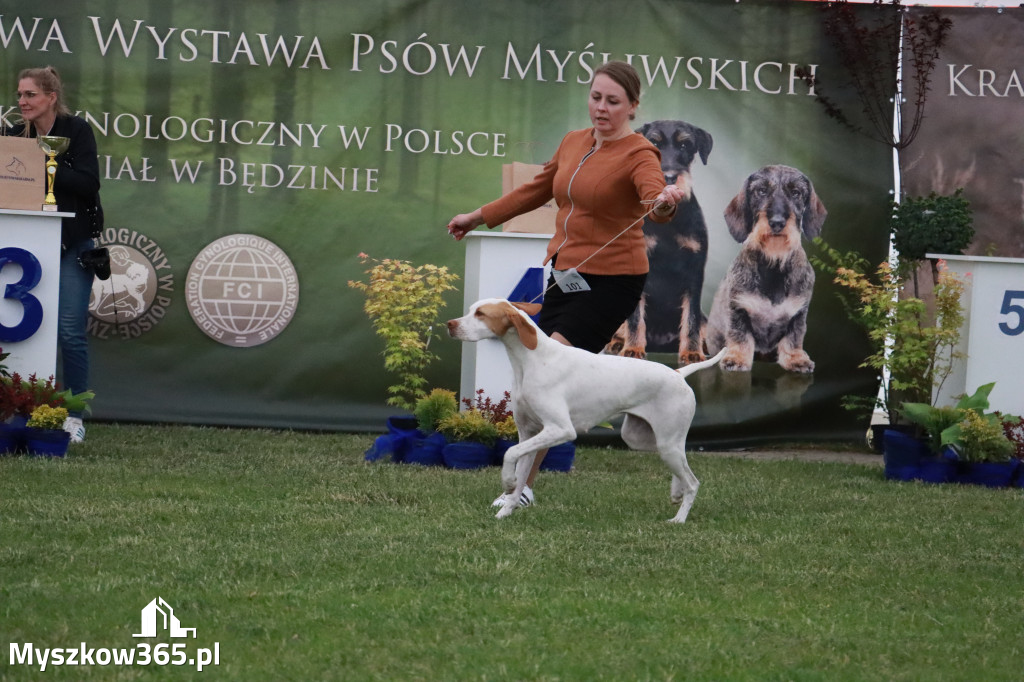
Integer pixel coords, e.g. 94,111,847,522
186,234,299,347
4,154,28,178
88,229,175,340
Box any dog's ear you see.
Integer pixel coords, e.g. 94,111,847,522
506,305,538,350
511,301,542,317
801,185,828,239
635,122,651,136
695,127,713,165
724,186,752,243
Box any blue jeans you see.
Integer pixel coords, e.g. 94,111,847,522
58,240,94,416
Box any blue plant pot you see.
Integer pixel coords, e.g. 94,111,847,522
492,438,516,466
403,431,447,467
363,414,423,463
24,428,70,458
0,423,26,455
442,441,495,470
955,459,1019,488
882,429,929,481
915,456,956,484
540,441,576,472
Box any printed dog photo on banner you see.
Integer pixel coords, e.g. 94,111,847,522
706,164,827,374
691,164,828,426
604,119,713,365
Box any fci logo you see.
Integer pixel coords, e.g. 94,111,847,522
132,597,196,639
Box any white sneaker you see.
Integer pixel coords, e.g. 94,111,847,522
63,417,86,443
491,485,534,508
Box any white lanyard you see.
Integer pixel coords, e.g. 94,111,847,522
537,144,660,302
532,202,659,303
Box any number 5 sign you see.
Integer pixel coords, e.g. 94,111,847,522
0,208,65,379
997,290,1024,337
932,254,1024,417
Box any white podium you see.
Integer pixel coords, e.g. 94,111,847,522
932,253,1024,416
0,208,70,379
459,231,551,405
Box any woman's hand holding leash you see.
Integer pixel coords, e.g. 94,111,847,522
652,181,687,217
447,209,485,241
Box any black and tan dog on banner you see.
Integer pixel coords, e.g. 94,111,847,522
705,164,827,373
605,119,713,365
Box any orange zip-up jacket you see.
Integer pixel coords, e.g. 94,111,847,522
479,128,671,276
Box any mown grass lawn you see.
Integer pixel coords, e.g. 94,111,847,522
2,424,1022,681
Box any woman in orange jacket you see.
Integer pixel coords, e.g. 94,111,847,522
447,60,687,506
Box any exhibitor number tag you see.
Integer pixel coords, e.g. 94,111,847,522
554,268,590,294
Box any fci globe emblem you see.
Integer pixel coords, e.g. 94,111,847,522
186,234,299,348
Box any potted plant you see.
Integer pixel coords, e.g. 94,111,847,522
414,388,459,434
24,404,71,457
938,388,1021,488
362,388,455,464
436,391,508,470
1,359,95,455
0,348,19,454
347,254,460,411
899,382,991,483
812,243,966,433
945,409,1020,488
398,388,457,467
889,189,974,299
1002,415,1024,489
901,382,1022,487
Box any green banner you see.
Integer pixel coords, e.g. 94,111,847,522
1,0,893,442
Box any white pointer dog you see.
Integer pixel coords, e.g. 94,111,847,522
447,299,725,523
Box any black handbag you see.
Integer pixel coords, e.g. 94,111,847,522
79,247,111,280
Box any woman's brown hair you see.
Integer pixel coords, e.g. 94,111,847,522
593,60,642,119
17,65,70,135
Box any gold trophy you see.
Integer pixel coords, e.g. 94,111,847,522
37,135,70,211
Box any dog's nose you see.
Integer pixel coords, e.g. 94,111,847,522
446,319,458,336
768,196,789,233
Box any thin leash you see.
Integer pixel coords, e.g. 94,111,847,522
525,200,661,305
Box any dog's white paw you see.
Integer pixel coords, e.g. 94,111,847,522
495,503,516,519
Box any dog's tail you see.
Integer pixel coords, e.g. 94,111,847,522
675,348,726,379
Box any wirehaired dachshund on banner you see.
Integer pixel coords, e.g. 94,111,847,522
605,120,713,365
705,165,827,373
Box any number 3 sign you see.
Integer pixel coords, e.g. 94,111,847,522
0,247,45,342
0,209,63,379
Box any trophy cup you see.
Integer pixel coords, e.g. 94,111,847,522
37,135,70,211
